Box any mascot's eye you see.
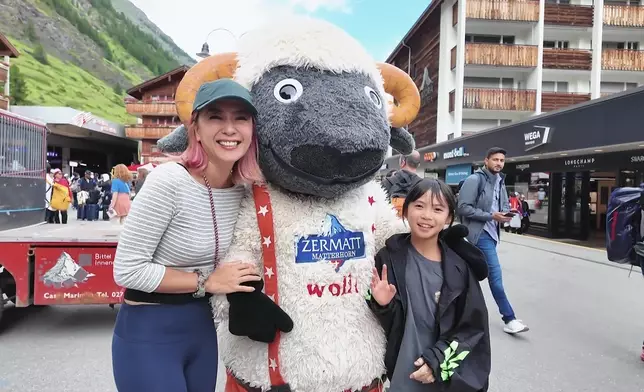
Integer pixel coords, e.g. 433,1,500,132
274,78,303,103
364,86,382,109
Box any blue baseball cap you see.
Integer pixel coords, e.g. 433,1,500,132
192,79,257,115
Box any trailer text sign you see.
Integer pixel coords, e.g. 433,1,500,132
33,247,122,305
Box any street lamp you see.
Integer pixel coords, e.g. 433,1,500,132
196,28,237,59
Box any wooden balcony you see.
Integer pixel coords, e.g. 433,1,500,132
125,100,177,116
125,124,180,139
602,49,644,71
604,4,644,27
0,62,7,82
466,0,539,22
543,48,592,70
541,92,591,112
544,3,594,27
462,88,536,111
0,95,8,110
465,43,538,68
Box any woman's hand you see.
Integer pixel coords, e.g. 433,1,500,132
410,357,435,384
370,265,396,306
205,262,261,295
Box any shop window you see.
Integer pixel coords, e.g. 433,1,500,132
509,171,550,225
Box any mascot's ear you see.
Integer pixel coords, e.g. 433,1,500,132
390,127,415,155
157,124,189,153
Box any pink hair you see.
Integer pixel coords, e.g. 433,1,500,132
180,111,264,185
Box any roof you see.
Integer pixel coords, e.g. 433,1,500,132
126,65,191,100
0,33,20,58
385,0,444,64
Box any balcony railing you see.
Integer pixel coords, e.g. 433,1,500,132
125,124,181,139
544,3,594,27
462,88,536,111
125,99,177,116
543,48,592,70
0,62,7,82
541,92,591,111
466,0,539,22
0,95,8,110
465,43,538,67
602,49,644,71
604,4,644,27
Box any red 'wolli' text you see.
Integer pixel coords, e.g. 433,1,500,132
307,274,359,297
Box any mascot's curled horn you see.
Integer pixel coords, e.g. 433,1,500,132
158,16,420,392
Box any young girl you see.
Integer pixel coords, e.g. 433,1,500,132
370,178,491,392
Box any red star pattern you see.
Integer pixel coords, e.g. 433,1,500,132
368,196,375,206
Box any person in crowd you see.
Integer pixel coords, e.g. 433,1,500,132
519,193,531,234
134,167,148,196
47,169,72,224
99,173,113,221
369,179,491,391
70,172,81,209
109,164,133,225
382,150,423,216
457,147,529,334
111,79,264,392
44,161,54,223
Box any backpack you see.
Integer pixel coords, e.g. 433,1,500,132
457,172,487,222
606,186,644,266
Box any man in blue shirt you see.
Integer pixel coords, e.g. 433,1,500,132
457,147,529,334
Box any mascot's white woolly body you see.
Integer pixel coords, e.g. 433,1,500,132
216,182,402,391
159,16,420,392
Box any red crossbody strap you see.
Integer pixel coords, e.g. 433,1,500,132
251,184,286,386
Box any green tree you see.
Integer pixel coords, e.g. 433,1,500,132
9,65,29,105
25,21,38,42
113,83,122,96
33,43,49,65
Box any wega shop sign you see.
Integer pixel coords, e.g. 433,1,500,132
443,147,469,160
524,126,553,151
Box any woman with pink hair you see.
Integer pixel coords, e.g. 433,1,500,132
112,79,264,392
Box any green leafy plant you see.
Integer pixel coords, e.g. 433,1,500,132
439,341,470,382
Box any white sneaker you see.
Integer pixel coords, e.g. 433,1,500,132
504,319,529,334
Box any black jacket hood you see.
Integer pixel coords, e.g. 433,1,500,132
382,170,422,199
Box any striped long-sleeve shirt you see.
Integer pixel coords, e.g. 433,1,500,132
113,162,245,293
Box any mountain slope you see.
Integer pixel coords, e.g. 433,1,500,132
0,0,195,123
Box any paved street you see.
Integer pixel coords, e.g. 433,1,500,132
2,234,644,392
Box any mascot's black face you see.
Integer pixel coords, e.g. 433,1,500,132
251,66,392,198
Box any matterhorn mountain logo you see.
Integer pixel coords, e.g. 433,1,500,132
321,214,348,236
41,252,95,288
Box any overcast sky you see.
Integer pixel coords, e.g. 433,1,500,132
128,0,429,62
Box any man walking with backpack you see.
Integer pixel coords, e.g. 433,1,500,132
457,147,529,334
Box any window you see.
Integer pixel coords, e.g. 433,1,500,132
542,81,568,93
465,34,515,44
617,42,639,50
447,133,455,140
544,41,569,49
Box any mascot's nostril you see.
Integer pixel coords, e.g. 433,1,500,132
290,145,382,179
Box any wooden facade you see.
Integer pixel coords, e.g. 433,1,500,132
125,66,189,163
0,62,7,83
541,92,591,112
542,48,592,70
544,3,594,27
602,49,644,71
465,0,539,22
604,4,644,27
459,88,536,111
0,95,8,110
388,6,441,148
464,43,538,67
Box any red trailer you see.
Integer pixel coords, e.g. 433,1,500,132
0,221,123,324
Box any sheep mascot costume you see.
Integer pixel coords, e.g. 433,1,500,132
157,16,487,392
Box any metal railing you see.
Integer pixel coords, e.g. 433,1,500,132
0,110,48,178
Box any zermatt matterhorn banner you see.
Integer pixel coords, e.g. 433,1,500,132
158,15,423,392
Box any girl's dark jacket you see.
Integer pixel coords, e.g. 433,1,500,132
369,227,491,392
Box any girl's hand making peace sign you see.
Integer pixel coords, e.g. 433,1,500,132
370,265,397,306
